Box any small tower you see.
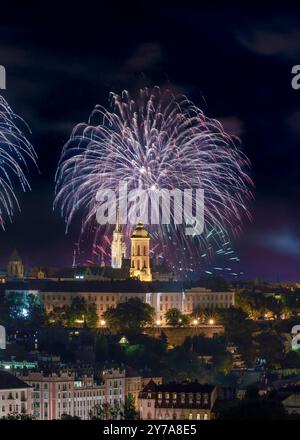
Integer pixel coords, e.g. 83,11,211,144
130,223,152,282
111,208,126,269
7,249,24,279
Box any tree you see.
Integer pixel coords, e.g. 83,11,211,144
235,289,267,319
165,308,189,327
255,332,285,367
103,297,154,334
61,413,81,420
48,297,98,328
124,394,139,420
48,305,69,326
192,306,210,324
90,402,123,420
2,411,35,420
3,292,46,327
216,307,256,365
161,346,212,382
264,296,284,319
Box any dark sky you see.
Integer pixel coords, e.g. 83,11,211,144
0,3,300,280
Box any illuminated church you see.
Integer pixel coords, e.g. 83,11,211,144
111,215,152,282
129,223,152,282
111,209,126,269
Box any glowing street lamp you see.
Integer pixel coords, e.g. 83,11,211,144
192,319,198,325
156,320,161,326
100,319,106,326
208,318,215,325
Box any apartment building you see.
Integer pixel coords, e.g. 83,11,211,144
0,371,33,418
139,380,218,420
102,368,126,406
18,368,141,420
19,370,76,420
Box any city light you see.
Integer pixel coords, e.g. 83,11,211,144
208,319,215,325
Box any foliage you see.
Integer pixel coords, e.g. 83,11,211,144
216,307,256,365
165,308,189,327
90,401,123,420
103,298,154,334
48,296,98,328
61,413,81,420
254,332,285,366
124,394,139,420
2,411,35,420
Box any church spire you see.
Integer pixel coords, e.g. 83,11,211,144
111,207,126,269
116,206,121,232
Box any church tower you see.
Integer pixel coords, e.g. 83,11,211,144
130,223,152,282
111,208,126,269
7,249,24,279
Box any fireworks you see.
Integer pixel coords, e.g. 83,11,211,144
55,87,253,271
0,96,37,228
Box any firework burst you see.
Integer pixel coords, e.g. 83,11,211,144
0,95,37,228
55,87,253,271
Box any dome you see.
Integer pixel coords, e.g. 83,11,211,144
131,222,149,238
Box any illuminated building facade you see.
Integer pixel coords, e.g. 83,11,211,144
111,209,126,269
3,281,235,327
0,371,33,418
18,368,141,420
7,249,24,279
139,380,217,420
130,223,152,282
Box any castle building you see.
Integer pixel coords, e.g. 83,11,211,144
4,281,235,327
129,223,152,282
7,249,24,279
111,209,126,269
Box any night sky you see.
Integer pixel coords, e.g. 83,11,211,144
0,3,300,280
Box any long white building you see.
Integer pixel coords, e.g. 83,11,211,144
3,280,234,326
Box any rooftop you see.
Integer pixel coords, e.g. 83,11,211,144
0,371,31,390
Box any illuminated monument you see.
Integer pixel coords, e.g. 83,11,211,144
111,209,126,269
130,223,152,282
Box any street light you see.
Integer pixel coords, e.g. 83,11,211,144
156,320,161,326
208,318,215,325
192,319,198,325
